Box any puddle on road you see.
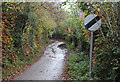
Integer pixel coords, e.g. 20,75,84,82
13,41,67,80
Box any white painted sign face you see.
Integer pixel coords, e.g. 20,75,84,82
84,14,101,31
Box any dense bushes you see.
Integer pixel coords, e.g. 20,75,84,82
93,38,120,81
2,2,120,81
62,2,120,81
2,2,66,79
2,2,44,78
68,52,90,80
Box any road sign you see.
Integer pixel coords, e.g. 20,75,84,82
84,14,101,78
84,14,101,31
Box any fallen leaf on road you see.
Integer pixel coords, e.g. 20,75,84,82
40,71,43,72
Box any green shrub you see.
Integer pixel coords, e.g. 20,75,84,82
68,52,90,80
93,40,120,81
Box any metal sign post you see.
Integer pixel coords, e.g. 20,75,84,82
84,14,101,78
89,31,93,78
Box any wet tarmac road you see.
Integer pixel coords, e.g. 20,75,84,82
13,41,67,80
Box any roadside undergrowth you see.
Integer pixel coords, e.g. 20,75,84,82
2,41,51,80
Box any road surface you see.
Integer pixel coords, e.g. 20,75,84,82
13,41,67,80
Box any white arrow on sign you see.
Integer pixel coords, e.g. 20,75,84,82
84,14,101,31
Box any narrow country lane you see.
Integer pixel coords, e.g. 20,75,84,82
13,41,67,80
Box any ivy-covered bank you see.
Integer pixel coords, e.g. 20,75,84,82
2,2,66,79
